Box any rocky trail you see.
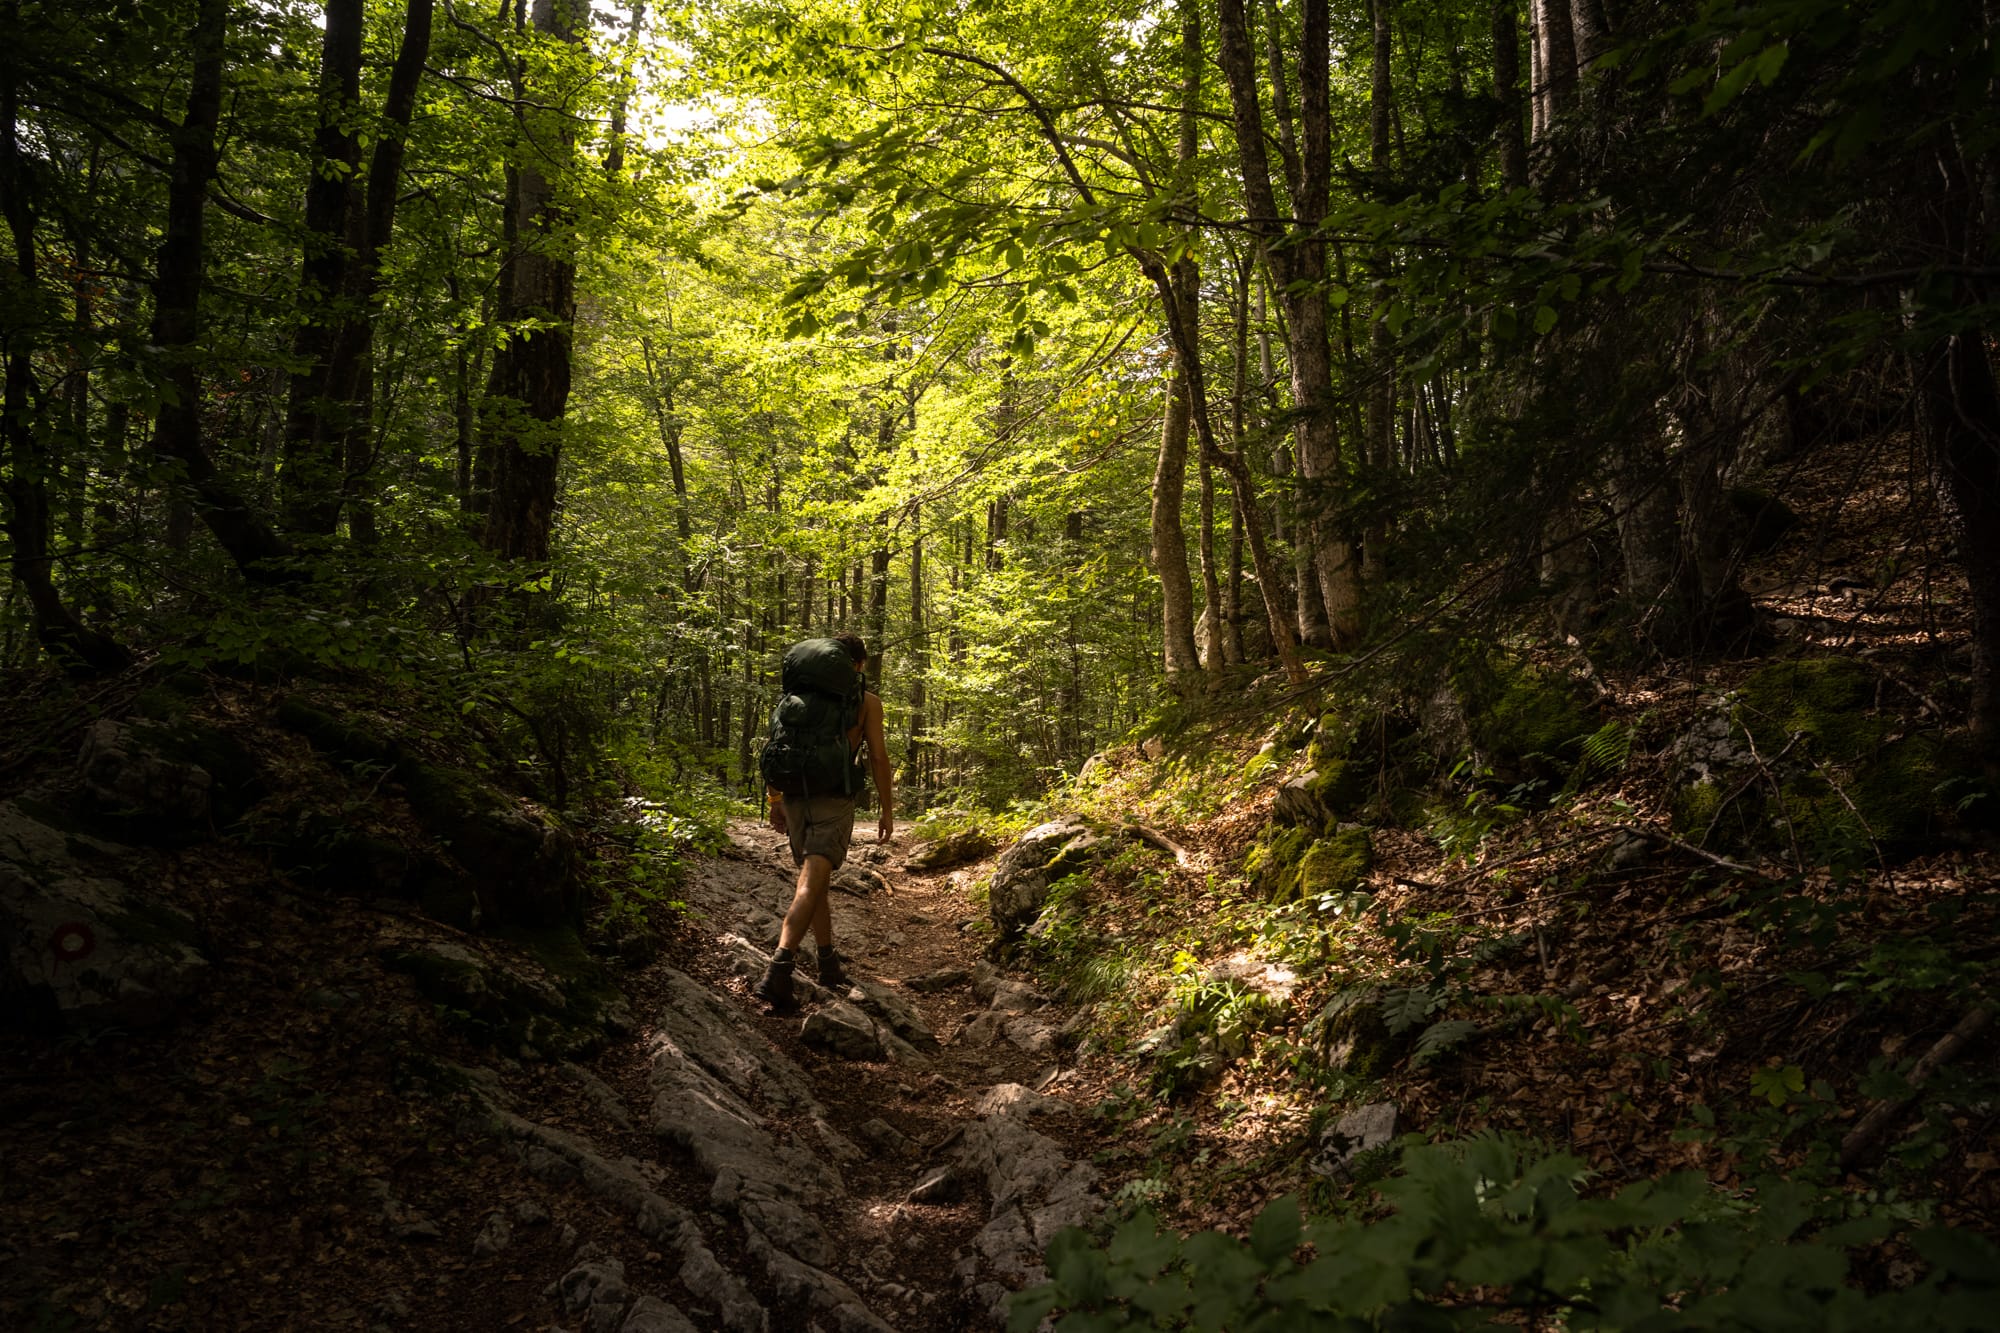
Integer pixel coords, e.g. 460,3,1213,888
0,804,1106,1333
515,816,1107,1332
1,705,1124,1332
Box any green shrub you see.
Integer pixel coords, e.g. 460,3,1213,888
1014,1137,1999,1332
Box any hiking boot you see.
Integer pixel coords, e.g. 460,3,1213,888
816,944,851,989
753,953,797,1011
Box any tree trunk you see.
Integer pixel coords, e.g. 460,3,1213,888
480,0,580,566
1154,281,1204,679
1153,0,1204,683
279,0,365,537
146,0,294,582
336,0,435,536
1533,0,1579,126
1916,143,2000,762
1363,0,1398,582
908,507,927,804
1492,1,1529,190
1216,0,1359,645
1147,258,1307,685
0,21,129,674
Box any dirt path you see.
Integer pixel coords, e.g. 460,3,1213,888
546,816,1105,1331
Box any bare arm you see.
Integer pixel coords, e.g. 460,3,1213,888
864,693,894,840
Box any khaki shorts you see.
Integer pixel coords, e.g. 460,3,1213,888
783,795,856,870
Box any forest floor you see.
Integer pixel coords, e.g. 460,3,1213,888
5,436,1998,1331
0,800,1103,1332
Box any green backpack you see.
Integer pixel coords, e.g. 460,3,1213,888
759,638,866,798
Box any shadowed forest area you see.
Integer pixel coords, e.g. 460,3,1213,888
4,0,2000,1328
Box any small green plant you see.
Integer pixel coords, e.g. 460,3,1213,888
1012,1136,2000,1332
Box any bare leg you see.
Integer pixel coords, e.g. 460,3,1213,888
777,854,834,953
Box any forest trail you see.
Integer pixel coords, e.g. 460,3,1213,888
536,814,1104,1332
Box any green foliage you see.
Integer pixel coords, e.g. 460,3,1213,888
1014,1138,2000,1332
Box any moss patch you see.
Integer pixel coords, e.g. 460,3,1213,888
1456,656,1596,771
1736,658,1883,761
1298,828,1373,900
384,938,614,1061
1247,823,1373,902
1244,824,1309,899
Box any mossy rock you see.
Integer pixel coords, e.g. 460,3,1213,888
1302,717,1375,820
1244,823,1310,898
1455,656,1596,772
1316,989,1408,1078
1246,823,1373,902
1735,658,1884,761
276,697,579,929
1779,733,1963,863
384,931,624,1060
274,697,398,769
1298,828,1373,900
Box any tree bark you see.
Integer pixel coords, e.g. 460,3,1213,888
1147,258,1308,685
1217,0,1359,644
1492,2,1529,190
1363,0,1398,582
1917,150,2000,761
0,18,129,674
336,0,436,538
147,0,295,582
481,0,581,566
279,0,365,536
1533,0,1579,125
1153,0,1204,683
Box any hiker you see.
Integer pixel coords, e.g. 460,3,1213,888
752,633,894,1010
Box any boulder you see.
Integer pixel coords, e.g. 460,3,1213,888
1271,775,1331,833
988,817,1112,939
1310,1101,1398,1178
830,866,888,896
954,1083,1103,1323
801,1001,887,1061
905,965,972,993
844,979,937,1048
381,932,620,1060
907,827,996,871
76,719,214,824
908,1166,961,1203
0,801,207,1028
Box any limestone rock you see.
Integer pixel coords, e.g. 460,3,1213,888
905,965,971,992
1271,774,1331,832
548,1253,631,1333
472,1211,513,1257
1002,1017,1057,1054
857,1117,915,1157
906,828,996,871
830,866,888,896
475,1096,765,1333
954,1083,1102,1319
0,801,207,1028
76,719,213,823
908,1166,960,1203
844,979,937,1048
557,1061,634,1129
953,1011,1005,1046
380,934,613,1061
987,816,1112,940
801,1001,887,1062
989,979,1046,1013
1311,1101,1398,1178
619,1295,698,1333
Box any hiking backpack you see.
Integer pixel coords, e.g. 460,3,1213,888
758,638,866,798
